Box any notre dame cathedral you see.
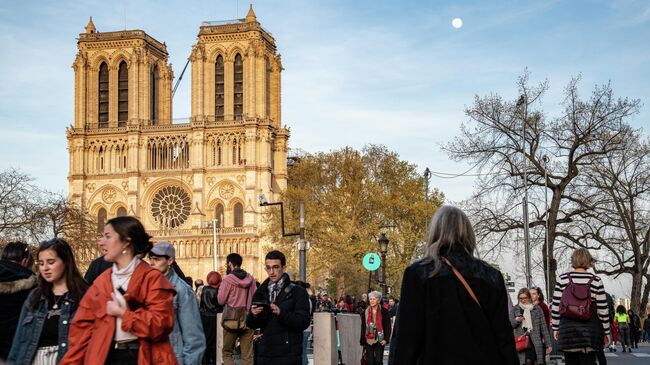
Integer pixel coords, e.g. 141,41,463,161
66,6,289,280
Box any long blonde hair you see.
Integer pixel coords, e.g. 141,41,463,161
422,205,477,277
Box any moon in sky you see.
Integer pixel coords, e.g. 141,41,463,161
452,18,463,29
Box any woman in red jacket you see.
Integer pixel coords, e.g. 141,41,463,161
60,216,177,365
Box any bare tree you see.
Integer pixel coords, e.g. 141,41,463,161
445,71,641,294
0,168,43,239
563,136,650,314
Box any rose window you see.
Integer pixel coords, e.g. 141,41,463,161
151,186,192,228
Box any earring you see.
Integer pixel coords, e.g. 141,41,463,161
121,249,127,254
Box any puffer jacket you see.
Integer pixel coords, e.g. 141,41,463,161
0,260,37,360
246,274,311,365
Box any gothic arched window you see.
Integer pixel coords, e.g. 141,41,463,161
116,207,127,217
97,208,107,233
215,55,224,120
98,62,109,128
233,202,243,227
151,65,159,124
215,204,224,228
118,61,129,126
233,54,243,120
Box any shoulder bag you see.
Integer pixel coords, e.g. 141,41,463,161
222,286,250,332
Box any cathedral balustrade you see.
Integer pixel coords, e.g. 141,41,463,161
148,226,254,237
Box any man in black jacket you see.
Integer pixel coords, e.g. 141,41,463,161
246,250,310,365
0,242,37,361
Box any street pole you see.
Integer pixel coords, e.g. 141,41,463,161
543,155,550,298
381,250,387,297
518,95,532,289
424,168,431,229
299,202,306,283
212,218,217,271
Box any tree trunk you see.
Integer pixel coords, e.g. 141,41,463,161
630,271,644,314
641,274,649,318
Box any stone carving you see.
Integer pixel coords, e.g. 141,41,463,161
85,183,96,193
121,180,129,191
219,183,235,199
102,188,117,204
236,175,245,185
207,176,216,186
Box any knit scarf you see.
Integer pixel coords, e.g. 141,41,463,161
268,273,288,303
365,305,384,344
111,257,140,342
519,302,534,332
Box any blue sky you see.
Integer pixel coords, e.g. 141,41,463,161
1,1,648,294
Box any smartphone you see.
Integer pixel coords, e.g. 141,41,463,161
252,301,270,309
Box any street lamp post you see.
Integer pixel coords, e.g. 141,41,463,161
517,95,532,288
542,155,550,299
259,194,305,282
424,167,431,229
378,233,389,297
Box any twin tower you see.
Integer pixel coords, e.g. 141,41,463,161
67,6,289,280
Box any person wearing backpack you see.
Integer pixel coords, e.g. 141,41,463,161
550,248,610,365
218,253,256,365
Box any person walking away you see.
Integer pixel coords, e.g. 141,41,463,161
388,205,519,365
550,248,611,365
7,239,87,365
59,216,178,365
200,271,224,364
246,250,310,365
149,242,205,365
0,241,37,362
195,279,204,302
360,291,391,365
512,288,551,365
218,253,256,365
614,305,631,352
627,309,640,348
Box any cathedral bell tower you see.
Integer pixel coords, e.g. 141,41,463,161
66,8,290,281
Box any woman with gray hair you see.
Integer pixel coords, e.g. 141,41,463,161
388,205,518,365
360,291,391,365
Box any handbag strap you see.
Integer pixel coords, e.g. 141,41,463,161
441,257,481,307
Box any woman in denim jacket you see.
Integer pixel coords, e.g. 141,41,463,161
8,238,88,365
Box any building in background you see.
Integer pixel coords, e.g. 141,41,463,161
66,6,289,280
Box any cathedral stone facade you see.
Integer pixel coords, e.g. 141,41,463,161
67,7,289,280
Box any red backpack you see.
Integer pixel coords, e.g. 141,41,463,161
559,274,594,321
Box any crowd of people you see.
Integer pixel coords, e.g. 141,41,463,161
1,207,649,365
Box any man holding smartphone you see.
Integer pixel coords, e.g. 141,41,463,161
246,250,310,364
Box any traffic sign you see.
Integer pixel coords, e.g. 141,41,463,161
362,253,381,271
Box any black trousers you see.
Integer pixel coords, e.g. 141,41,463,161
105,347,138,365
564,352,596,365
363,343,385,365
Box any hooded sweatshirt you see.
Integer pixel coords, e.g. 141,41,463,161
217,268,256,309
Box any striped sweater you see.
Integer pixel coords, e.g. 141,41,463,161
550,271,610,334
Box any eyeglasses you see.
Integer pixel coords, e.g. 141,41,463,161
265,265,282,272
